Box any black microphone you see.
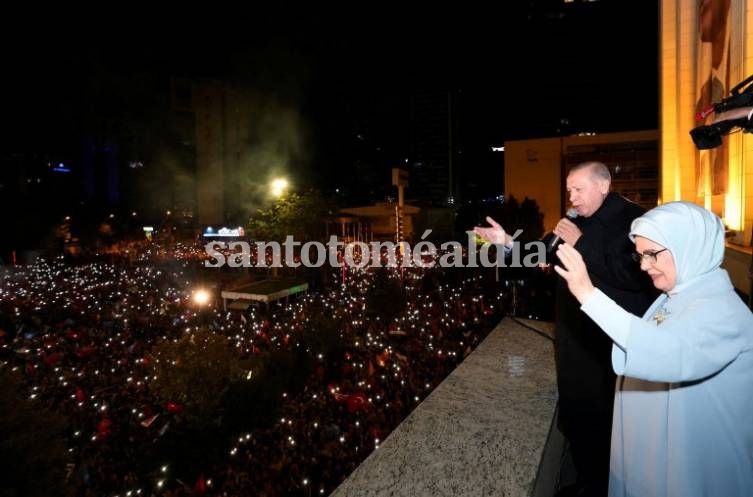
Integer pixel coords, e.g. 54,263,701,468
548,207,579,250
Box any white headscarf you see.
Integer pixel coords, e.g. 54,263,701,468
629,201,725,292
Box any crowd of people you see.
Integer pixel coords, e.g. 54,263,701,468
9,159,751,497
0,239,514,497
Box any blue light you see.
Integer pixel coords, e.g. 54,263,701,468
52,162,71,173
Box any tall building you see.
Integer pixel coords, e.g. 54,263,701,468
174,79,265,230
408,91,459,206
192,81,226,228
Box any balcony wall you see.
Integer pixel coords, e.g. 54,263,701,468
331,317,562,497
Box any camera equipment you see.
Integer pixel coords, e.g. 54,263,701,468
690,74,753,150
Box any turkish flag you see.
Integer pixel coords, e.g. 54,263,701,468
97,418,113,439
193,473,206,495
44,351,62,366
347,393,367,413
75,345,96,358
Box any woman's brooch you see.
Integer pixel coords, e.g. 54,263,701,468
652,305,670,325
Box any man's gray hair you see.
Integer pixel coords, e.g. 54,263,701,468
569,161,611,182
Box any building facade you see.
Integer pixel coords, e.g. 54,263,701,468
661,0,753,293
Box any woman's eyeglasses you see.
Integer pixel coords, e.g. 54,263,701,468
632,248,668,263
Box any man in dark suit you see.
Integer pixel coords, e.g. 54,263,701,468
476,161,656,497
552,162,657,497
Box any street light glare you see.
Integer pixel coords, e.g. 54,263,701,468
194,289,210,305
271,178,289,197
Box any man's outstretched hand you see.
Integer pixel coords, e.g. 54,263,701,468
474,216,512,247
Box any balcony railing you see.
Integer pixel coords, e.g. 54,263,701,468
331,317,563,497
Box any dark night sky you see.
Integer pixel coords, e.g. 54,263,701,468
3,3,659,197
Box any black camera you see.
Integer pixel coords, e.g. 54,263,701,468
690,74,753,150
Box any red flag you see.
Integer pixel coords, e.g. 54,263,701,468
347,393,367,413
369,426,383,440
44,351,62,366
193,473,206,495
315,365,325,380
97,418,113,439
75,345,96,358
75,387,85,402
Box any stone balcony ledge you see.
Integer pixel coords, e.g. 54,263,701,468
331,317,562,497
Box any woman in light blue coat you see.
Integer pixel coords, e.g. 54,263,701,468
554,201,753,497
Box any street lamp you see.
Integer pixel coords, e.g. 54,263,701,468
193,289,210,306
193,289,210,329
270,178,289,198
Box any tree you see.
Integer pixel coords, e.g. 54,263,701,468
222,348,314,432
150,329,240,428
248,189,336,243
0,368,74,497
